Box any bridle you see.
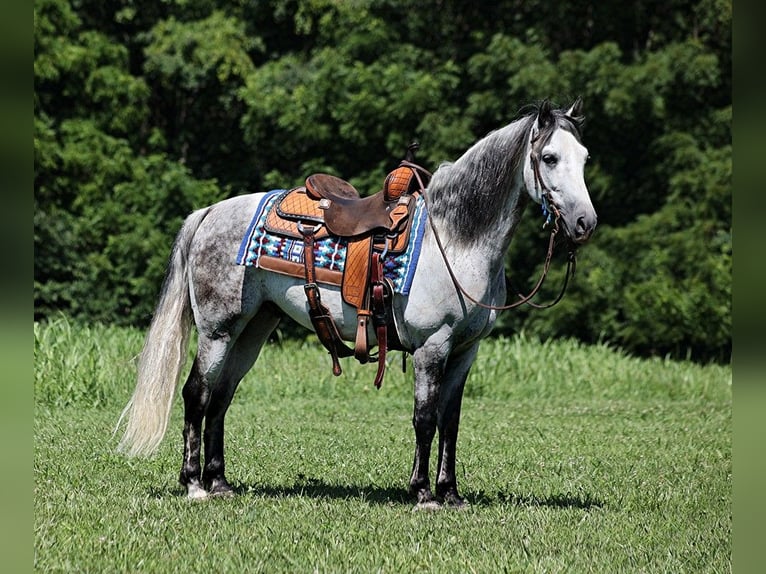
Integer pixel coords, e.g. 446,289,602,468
409,122,579,312
515,132,578,309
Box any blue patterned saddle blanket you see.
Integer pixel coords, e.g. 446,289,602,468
236,190,427,295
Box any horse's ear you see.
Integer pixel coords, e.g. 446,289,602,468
537,99,554,129
566,97,584,119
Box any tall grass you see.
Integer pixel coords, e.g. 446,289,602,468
34,317,731,572
34,316,730,408
34,316,144,409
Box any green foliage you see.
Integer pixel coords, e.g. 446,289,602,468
142,10,263,187
34,0,731,361
240,43,463,191
34,117,223,324
143,12,260,90
34,321,731,572
35,0,151,141
34,0,226,324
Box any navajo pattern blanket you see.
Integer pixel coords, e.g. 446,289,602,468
236,190,427,295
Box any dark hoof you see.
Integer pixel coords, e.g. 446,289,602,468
207,478,235,497
411,487,442,511
442,493,470,510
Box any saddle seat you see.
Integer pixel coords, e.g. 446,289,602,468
305,171,415,237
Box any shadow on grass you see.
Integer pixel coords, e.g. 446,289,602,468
471,490,605,510
150,475,604,509
244,480,604,509
240,478,412,506
151,475,604,509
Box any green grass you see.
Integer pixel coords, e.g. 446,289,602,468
34,317,731,572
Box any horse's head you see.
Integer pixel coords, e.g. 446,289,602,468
524,99,597,245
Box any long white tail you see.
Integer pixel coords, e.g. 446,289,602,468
116,208,210,456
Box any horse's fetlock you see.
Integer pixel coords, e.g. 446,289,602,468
435,481,460,500
179,470,197,487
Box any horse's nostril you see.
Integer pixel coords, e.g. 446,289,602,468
575,216,587,236
573,215,595,243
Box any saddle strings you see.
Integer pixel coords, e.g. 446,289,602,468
405,142,576,312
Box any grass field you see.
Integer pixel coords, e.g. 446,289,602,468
34,317,731,572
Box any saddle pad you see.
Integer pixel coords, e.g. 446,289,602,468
236,190,428,295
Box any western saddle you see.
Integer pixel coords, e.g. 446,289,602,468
262,148,430,388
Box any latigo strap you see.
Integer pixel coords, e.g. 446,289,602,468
298,222,353,375
370,252,388,389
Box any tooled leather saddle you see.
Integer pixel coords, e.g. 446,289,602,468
264,150,430,388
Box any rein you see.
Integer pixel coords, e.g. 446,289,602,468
403,134,577,312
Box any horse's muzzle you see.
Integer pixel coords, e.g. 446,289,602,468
567,212,597,245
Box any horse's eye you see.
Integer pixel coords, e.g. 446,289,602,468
542,153,557,166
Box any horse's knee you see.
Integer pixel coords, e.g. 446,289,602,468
412,410,437,439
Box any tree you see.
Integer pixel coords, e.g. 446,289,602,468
34,0,224,324
34,0,731,361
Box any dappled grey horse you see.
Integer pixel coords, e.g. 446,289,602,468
118,100,597,508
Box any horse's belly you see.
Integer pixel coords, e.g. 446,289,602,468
256,270,365,342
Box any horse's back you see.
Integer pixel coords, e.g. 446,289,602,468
193,193,265,243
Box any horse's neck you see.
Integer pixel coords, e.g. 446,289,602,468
426,156,529,277
429,187,526,279
427,119,531,244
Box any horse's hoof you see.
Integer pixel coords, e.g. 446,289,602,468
210,486,235,498
187,483,209,500
208,478,236,497
442,493,470,510
412,500,442,512
445,499,470,510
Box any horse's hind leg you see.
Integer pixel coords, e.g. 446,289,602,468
179,306,280,499
179,339,227,499
201,306,281,496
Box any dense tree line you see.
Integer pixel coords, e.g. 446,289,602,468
34,0,731,362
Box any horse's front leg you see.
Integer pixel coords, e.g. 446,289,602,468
409,342,448,509
434,344,479,508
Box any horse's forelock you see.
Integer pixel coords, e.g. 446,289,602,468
535,106,584,148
